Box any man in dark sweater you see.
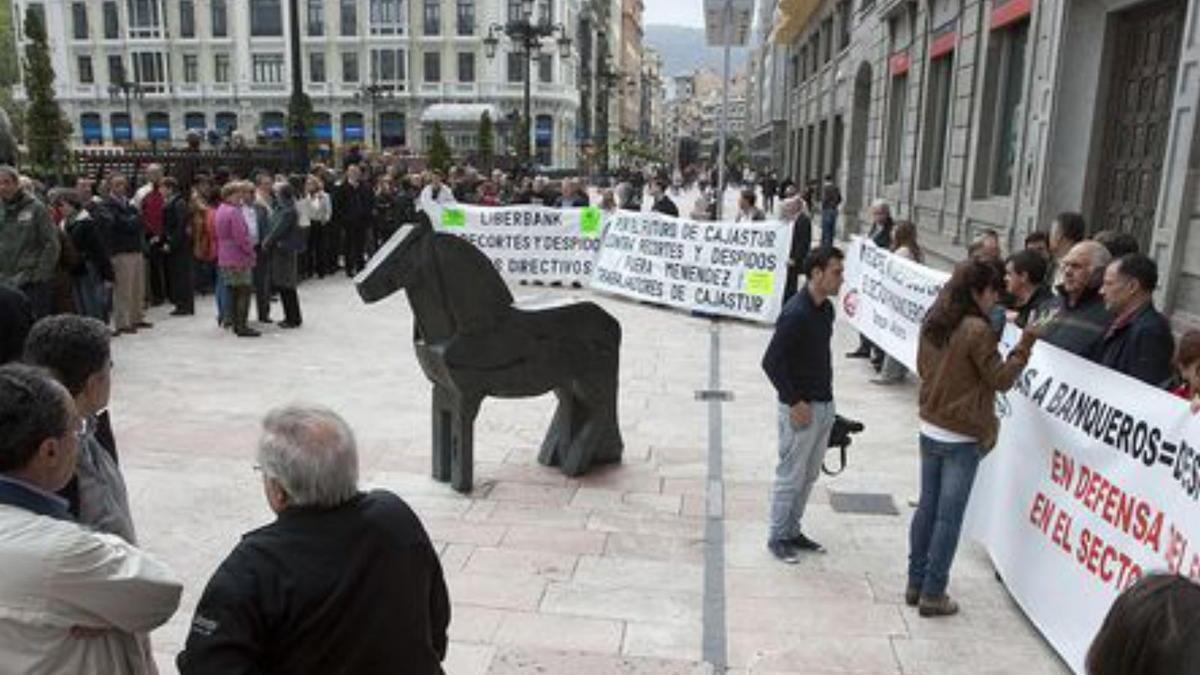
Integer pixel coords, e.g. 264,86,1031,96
649,178,679,217
1097,253,1175,386
178,406,450,674
1041,241,1113,358
761,247,844,563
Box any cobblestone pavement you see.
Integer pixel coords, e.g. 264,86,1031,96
108,221,1071,674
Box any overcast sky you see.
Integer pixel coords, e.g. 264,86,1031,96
644,0,706,28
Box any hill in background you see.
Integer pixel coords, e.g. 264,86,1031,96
644,24,750,93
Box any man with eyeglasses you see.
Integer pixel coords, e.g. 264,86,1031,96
24,315,134,542
1040,240,1114,359
0,363,181,673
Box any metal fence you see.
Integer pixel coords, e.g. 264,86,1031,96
68,147,298,191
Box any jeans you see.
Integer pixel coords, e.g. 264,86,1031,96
769,401,836,542
820,208,837,250
907,434,982,597
214,271,230,326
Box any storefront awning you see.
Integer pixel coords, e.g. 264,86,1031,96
420,103,503,125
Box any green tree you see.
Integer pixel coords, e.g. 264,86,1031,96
428,122,452,173
0,0,19,86
21,6,69,171
510,116,529,166
476,111,495,171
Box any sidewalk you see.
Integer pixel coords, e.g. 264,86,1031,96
110,273,1070,673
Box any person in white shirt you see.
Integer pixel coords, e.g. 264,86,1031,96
297,175,332,279
130,164,163,209
0,364,181,674
418,170,457,213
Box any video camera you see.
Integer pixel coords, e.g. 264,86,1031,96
824,414,866,476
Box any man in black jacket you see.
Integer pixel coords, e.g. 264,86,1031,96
335,165,375,278
761,247,844,563
1041,241,1113,359
98,174,151,335
161,178,194,315
1097,253,1175,386
649,178,678,217
178,405,450,674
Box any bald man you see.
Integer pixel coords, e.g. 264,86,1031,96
1040,241,1113,358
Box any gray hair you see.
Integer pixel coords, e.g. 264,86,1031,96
257,405,359,507
1074,240,1112,273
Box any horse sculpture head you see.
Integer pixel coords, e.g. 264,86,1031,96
355,212,436,304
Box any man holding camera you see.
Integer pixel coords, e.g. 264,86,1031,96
761,247,844,563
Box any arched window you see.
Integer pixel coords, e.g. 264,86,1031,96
260,111,286,139
146,112,171,141
342,112,364,142
111,112,132,142
312,112,333,141
534,114,553,166
80,113,103,144
380,111,405,148
184,112,206,131
215,112,239,134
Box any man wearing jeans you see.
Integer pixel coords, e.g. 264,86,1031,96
760,247,844,563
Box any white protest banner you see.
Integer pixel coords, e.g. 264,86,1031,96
423,202,603,285
963,344,1200,674
588,210,793,324
840,236,947,371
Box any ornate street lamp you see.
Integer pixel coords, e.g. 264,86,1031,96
482,0,572,173
355,83,397,150
107,75,145,146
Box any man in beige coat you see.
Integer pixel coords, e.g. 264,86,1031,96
0,364,181,674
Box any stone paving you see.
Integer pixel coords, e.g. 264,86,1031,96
107,211,1071,674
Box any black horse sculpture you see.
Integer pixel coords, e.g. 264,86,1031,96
355,214,624,493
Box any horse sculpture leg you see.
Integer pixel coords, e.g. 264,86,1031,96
449,394,482,494
431,385,454,482
538,387,584,471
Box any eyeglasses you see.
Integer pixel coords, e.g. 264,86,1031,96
69,417,88,442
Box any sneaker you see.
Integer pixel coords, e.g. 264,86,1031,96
787,533,825,553
234,327,262,338
918,594,960,617
845,349,871,359
905,585,921,607
258,317,275,324
767,540,799,564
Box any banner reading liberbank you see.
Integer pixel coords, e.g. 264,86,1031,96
425,203,602,285
964,345,1200,674
841,237,947,371
588,210,793,323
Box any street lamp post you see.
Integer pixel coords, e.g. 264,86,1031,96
482,0,572,174
108,77,145,146
355,83,396,150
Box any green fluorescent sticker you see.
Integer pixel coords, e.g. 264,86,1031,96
441,207,466,228
743,270,775,296
580,207,601,237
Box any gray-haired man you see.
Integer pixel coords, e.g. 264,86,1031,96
178,405,450,674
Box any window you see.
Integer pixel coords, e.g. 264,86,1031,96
370,0,404,35
537,0,552,24
214,53,230,82
179,0,194,37
507,52,525,83
215,112,238,133
342,112,364,142
183,53,198,82
371,49,405,83
884,72,908,184
72,2,88,39
103,1,119,39
534,114,552,165
822,18,834,63
789,51,799,88
507,0,524,22
261,111,285,138
975,20,1029,198
818,119,828,175
253,54,284,83
538,54,552,83
108,55,124,83
424,0,440,35
342,51,360,82
456,0,474,35
111,112,132,141
131,51,166,89
147,112,170,141
310,52,325,83
920,52,954,189
380,111,405,147
250,0,283,37
81,113,103,144
78,55,93,83
838,0,851,51
457,52,475,82
211,0,227,37
340,0,357,36
184,112,206,132
127,0,161,38
424,51,441,82
307,0,324,35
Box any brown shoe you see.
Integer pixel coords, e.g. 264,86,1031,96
905,585,920,607
918,594,959,617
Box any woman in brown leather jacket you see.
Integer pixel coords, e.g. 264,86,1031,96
907,259,1037,617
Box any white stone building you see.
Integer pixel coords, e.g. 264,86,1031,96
766,0,1200,324
11,0,583,167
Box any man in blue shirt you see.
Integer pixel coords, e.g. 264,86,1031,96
761,247,844,563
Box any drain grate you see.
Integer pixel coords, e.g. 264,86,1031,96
829,491,900,516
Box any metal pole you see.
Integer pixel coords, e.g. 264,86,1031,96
287,0,309,171
524,35,534,172
715,0,733,221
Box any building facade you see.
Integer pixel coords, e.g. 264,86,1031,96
747,0,789,171
12,0,583,167
768,0,1200,324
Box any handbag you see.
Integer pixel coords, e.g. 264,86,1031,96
823,414,865,476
